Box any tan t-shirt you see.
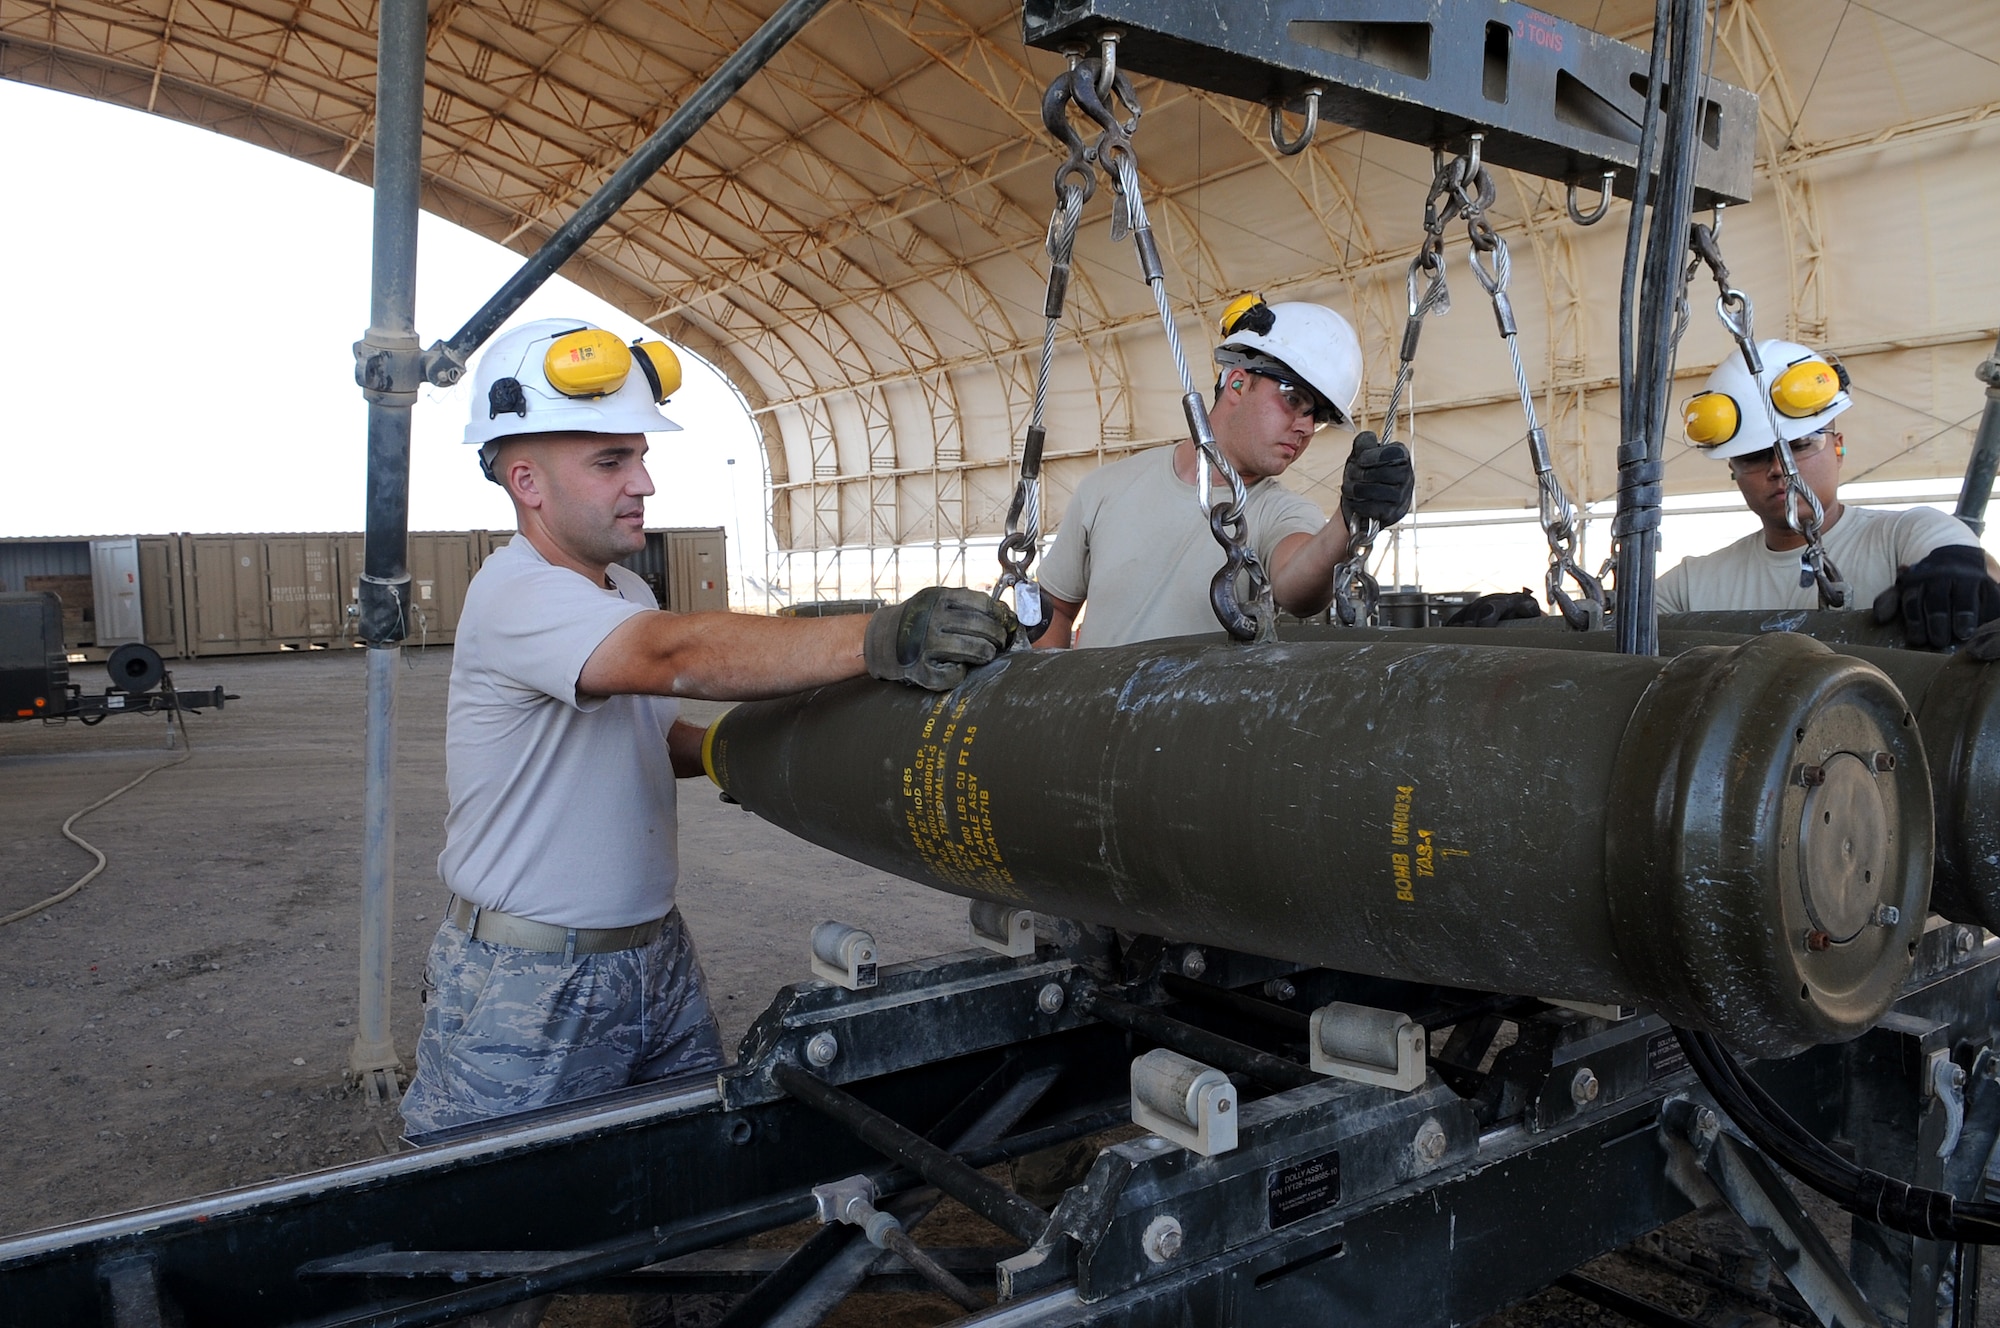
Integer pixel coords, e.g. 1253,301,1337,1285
1656,503,1981,613
440,538,681,928
1038,446,1326,647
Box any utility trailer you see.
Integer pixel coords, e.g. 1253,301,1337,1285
1,918,1993,1326
0,592,229,725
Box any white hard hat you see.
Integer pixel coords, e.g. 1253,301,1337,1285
1682,339,1850,460
464,317,683,447
1213,296,1362,427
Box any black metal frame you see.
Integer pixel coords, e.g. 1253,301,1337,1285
4,931,1995,1327
1019,0,1756,209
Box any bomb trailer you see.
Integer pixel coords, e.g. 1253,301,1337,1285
7,4,2000,1327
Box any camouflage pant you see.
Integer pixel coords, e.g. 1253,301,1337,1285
401,908,724,1137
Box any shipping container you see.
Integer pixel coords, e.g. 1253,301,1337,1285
482,528,726,613
0,528,728,660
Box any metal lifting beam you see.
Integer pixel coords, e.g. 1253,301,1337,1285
1020,0,1757,209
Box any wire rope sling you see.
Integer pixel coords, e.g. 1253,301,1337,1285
1332,134,1607,630
1677,209,1851,609
997,38,1277,643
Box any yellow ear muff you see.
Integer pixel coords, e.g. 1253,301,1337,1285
1219,292,1269,337
1683,391,1740,447
630,340,682,404
543,328,634,398
1770,357,1842,418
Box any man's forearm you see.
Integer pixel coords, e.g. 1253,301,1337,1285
582,610,869,701
1268,517,1355,616
668,717,709,777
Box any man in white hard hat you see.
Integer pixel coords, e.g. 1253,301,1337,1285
1660,340,2000,649
401,318,1017,1136
1034,296,1414,648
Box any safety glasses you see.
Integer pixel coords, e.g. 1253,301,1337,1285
1728,430,1839,474
1251,371,1336,426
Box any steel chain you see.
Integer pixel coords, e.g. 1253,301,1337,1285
1071,54,1273,641
1460,138,1606,630
1686,218,1849,608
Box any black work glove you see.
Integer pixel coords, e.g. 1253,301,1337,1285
1341,431,1416,527
1871,545,2000,651
865,587,1017,690
1443,589,1544,629
1968,619,2000,663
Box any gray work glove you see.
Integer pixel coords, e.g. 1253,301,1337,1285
1444,589,1543,628
1341,431,1416,527
1871,545,2000,651
865,587,1017,690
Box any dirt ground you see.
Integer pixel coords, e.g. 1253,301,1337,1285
1,645,1981,1325
0,645,971,1237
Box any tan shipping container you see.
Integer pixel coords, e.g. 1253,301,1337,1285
137,535,187,658
666,529,729,613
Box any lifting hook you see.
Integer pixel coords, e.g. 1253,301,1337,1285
1269,85,1324,156
1566,170,1616,226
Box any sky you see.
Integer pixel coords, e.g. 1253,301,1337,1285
2,79,1990,607
0,80,769,586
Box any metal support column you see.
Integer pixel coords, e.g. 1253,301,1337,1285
1954,331,2000,536
347,0,427,1103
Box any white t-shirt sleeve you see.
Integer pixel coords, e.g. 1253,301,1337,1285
1252,487,1328,566
1037,472,1102,606
1655,559,1692,614
479,558,654,708
1887,506,1983,567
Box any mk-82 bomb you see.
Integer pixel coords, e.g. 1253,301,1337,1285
1282,621,2000,934
706,633,1929,1057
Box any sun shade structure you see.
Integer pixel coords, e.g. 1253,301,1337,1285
5,0,1997,585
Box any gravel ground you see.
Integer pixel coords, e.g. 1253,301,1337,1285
0,645,969,1239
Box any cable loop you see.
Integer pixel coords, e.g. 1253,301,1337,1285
1455,139,1606,630
1693,223,1847,608
997,71,1103,628
1268,85,1322,155
1056,57,1270,639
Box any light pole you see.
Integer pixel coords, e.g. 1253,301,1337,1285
725,457,744,611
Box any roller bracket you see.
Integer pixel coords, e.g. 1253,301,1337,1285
1129,1048,1237,1156
969,901,1037,958
809,921,877,991
1309,1001,1427,1091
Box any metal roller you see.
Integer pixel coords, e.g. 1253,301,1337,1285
705,634,1930,1057
1282,622,2000,934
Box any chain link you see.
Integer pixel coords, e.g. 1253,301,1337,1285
1685,217,1849,608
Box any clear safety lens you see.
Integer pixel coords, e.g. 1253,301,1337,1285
1770,358,1842,419
544,328,635,398
1683,391,1740,447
